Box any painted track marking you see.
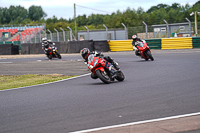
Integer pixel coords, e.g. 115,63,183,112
70,112,200,133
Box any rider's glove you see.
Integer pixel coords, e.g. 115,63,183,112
133,46,137,51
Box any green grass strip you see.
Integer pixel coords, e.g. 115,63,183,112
0,74,76,90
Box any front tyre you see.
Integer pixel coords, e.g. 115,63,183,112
115,71,125,81
91,73,98,79
56,52,62,59
96,69,112,84
146,50,154,61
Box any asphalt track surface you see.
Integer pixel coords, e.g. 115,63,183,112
0,49,200,133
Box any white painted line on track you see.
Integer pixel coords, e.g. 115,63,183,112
0,73,91,92
70,112,200,133
0,62,12,63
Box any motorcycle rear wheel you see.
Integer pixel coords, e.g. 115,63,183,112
146,50,154,61
96,70,112,84
47,55,52,59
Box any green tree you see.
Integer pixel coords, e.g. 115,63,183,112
28,5,47,21
171,3,181,9
77,14,87,26
0,8,3,24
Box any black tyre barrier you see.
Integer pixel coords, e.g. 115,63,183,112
20,40,110,54
0,44,19,55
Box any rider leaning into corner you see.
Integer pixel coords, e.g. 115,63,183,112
41,37,56,55
132,35,146,56
80,48,120,78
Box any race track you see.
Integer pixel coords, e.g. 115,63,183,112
0,49,200,133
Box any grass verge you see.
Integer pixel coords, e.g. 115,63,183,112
0,74,76,90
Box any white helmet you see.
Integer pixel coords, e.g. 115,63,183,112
42,37,47,42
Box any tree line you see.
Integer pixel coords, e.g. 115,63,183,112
0,1,200,32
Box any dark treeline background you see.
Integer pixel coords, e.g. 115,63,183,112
0,1,200,32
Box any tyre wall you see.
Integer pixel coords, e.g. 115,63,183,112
0,44,19,55
20,40,110,54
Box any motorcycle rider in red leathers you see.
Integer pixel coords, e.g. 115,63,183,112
80,48,119,78
132,35,145,56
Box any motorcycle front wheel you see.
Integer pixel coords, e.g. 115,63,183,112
146,50,154,61
56,52,62,59
96,69,112,84
115,71,125,81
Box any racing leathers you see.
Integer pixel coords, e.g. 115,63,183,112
84,51,119,77
42,40,55,55
132,38,144,56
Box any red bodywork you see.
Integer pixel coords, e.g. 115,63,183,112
47,47,53,55
87,55,108,74
136,42,152,60
47,46,57,58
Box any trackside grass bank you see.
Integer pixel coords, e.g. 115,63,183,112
0,74,76,90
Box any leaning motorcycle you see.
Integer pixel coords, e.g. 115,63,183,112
87,54,125,84
45,46,62,59
136,41,154,61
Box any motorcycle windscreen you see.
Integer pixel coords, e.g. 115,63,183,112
137,42,143,47
88,54,95,63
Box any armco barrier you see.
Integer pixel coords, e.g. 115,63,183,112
108,39,162,52
108,40,133,51
161,37,193,49
192,37,200,48
146,39,161,49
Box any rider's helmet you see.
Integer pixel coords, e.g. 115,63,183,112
80,48,90,59
43,41,49,48
132,35,137,40
43,41,48,45
42,37,47,42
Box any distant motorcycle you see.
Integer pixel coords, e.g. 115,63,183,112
45,46,61,59
136,41,154,61
87,54,125,84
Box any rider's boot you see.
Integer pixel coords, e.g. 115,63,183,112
106,56,120,70
135,50,141,56
109,65,117,78
113,61,120,70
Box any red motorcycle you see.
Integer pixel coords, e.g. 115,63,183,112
136,41,154,61
46,46,62,59
87,54,125,84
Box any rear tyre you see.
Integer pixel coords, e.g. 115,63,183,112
48,55,52,59
115,71,125,81
146,50,154,61
96,70,112,84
